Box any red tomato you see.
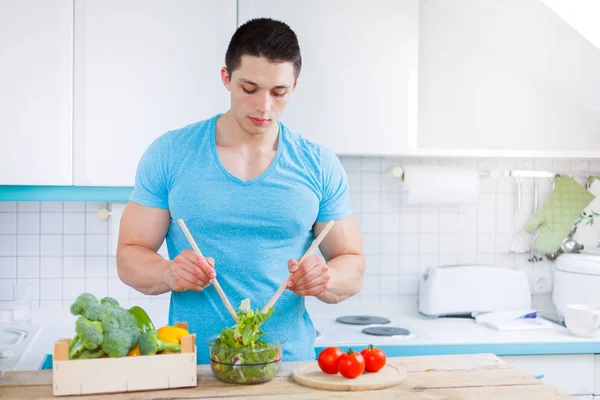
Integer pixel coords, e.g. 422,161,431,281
360,344,387,372
317,347,344,374
338,348,365,379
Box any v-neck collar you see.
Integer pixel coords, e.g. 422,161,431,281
210,114,284,187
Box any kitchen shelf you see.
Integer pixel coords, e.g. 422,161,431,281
0,186,132,202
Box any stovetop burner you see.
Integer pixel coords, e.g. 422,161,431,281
335,315,391,325
362,327,411,337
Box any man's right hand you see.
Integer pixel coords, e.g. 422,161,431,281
164,249,216,292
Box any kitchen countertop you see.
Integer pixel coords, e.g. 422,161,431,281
0,353,572,399
5,297,600,375
309,299,600,357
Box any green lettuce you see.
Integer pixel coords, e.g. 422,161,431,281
210,299,280,383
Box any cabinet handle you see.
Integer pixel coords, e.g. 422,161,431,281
98,208,111,221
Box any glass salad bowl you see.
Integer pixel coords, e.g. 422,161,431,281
206,334,286,384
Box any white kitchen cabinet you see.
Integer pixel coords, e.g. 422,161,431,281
73,0,235,186
500,354,595,396
238,0,419,156
418,0,600,158
594,354,600,395
0,0,73,185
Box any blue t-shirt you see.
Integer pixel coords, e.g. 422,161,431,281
129,114,352,364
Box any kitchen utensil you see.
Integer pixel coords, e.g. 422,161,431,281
528,179,543,263
177,218,239,323
292,362,407,391
262,220,335,314
515,176,523,211
561,227,583,253
418,265,531,317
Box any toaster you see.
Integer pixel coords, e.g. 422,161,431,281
418,265,532,317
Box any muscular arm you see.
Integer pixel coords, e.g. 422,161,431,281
315,215,365,304
116,202,172,295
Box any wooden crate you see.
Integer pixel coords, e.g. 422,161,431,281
52,322,197,396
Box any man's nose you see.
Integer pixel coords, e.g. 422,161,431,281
255,91,271,113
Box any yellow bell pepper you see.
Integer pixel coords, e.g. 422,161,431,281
128,344,141,357
157,326,189,345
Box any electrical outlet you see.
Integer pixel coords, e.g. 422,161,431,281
534,276,550,294
531,264,553,295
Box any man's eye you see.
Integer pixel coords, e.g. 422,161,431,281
272,92,286,98
242,87,256,94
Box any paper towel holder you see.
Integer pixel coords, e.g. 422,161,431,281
387,166,599,182
386,165,497,182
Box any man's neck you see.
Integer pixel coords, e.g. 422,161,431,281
216,111,279,153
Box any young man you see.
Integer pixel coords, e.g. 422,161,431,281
116,18,365,363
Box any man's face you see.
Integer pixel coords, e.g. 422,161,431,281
222,55,296,136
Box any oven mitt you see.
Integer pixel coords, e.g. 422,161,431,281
525,175,595,254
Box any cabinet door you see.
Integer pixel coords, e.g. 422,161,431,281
73,0,236,186
500,354,594,396
418,0,600,158
238,0,419,156
0,0,73,185
594,354,600,395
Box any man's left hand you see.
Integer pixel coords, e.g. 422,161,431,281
287,255,330,297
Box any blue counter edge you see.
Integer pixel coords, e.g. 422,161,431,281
0,186,133,202
39,342,600,369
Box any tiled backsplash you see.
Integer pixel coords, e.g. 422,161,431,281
0,201,169,307
0,156,598,307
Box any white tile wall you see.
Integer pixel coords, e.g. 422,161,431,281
0,157,597,307
0,202,156,307
340,156,597,303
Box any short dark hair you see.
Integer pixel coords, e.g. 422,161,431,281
225,18,302,80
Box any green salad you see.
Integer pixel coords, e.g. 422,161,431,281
209,299,281,384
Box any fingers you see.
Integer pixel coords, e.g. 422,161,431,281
287,255,321,287
170,250,217,292
287,255,330,297
178,250,216,279
294,282,328,297
167,265,205,292
293,265,329,291
288,259,299,273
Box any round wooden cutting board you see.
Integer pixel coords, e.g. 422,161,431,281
292,363,407,391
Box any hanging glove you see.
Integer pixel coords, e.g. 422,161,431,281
525,175,595,254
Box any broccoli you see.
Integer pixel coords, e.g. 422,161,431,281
100,307,141,357
70,293,99,316
68,293,143,359
77,349,106,359
139,330,180,355
68,316,104,359
100,296,120,308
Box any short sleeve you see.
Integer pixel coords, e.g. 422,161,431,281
129,134,171,209
316,150,352,222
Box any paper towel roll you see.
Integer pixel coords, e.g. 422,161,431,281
403,165,480,206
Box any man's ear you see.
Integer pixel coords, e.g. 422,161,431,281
292,80,298,91
221,67,231,91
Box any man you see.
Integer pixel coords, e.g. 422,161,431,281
116,18,365,363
